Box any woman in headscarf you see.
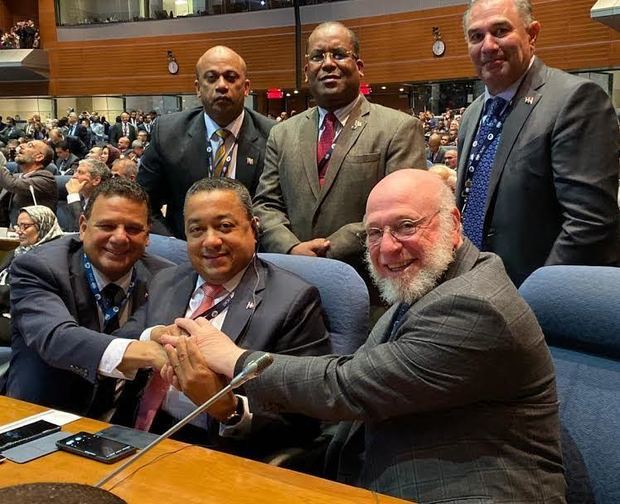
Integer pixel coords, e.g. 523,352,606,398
0,206,63,344
101,144,120,169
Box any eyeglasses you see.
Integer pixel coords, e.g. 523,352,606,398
14,223,36,232
306,48,357,64
365,211,440,247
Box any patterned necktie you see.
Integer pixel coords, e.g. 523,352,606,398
101,283,124,334
134,283,225,432
212,128,231,177
317,112,338,187
461,96,507,248
122,123,128,136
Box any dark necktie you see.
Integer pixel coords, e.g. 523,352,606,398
317,112,338,187
212,129,231,177
461,96,507,248
101,283,124,334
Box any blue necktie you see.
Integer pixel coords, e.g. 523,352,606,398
461,96,507,248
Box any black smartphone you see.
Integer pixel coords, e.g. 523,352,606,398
56,432,136,464
0,420,61,452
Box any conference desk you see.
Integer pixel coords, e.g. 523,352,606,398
0,397,408,503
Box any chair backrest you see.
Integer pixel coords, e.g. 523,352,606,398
519,265,620,504
146,233,189,265
259,253,369,355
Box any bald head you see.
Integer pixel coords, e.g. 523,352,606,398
195,46,250,126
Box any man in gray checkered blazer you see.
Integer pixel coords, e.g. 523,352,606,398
160,169,566,503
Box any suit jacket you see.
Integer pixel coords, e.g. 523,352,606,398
118,257,330,459
67,123,91,148
253,95,426,267
3,236,173,417
239,240,566,503
138,107,275,239
0,167,58,225
109,122,137,147
457,57,620,286
57,153,80,175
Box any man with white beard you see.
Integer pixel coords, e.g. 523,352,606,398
155,169,565,503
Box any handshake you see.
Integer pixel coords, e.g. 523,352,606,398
119,318,246,422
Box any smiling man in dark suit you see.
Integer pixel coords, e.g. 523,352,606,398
457,0,619,286
138,46,275,239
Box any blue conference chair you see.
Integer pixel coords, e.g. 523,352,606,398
146,233,188,264
519,265,620,504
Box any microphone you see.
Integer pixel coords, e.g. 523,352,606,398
95,353,274,488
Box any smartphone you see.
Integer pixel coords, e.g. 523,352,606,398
56,432,136,464
0,420,61,452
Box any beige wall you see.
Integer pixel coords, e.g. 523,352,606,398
0,98,53,121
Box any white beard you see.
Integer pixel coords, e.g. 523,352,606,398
366,211,456,305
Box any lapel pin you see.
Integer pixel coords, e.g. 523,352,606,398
351,120,363,130
246,301,255,310
246,157,255,165
524,96,534,105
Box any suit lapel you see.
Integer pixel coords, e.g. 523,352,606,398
318,97,368,206
186,113,210,180
220,261,266,344
166,267,197,321
300,108,321,200
486,60,546,214
456,97,484,205
235,110,260,190
69,242,100,331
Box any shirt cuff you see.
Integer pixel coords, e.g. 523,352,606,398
98,338,137,380
219,395,252,438
140,326,158,341
66,192,81,204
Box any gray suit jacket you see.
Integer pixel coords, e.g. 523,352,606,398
238,240,566,503
138,107,275,238
118,258,330,459
3,236,173,417
457,57,620,286
254,95,426,266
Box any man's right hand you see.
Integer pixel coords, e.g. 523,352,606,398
65,178,85,195
151,323,187,345
290,238,330,257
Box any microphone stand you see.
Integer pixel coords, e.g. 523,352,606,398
95,353,273,488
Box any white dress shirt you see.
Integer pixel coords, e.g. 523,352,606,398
203,110,245,179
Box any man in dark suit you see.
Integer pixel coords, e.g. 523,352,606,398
167,170,566,503
138,45,275,239
425,133,445,164
109,112,137,147
66,112,91,148
48,128,88,160
55,140,80,175
118,177,329,460
253,22,425,314
3,178,173,419
457,0,620,286
0,140,57,225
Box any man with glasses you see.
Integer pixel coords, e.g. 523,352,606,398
0,140,57,225
139,45,275,238
166,169,565,502
253,22,425,316
3,178,173,420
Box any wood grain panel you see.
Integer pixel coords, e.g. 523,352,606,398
5,0,620,97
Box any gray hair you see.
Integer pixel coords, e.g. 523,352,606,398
463,0,534,33
79,158,111,181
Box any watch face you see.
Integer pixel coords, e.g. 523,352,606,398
168,61,179,74
432,40,445,57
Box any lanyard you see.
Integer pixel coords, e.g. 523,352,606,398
205,135,238,178
193,292,234,320
83,254,136,327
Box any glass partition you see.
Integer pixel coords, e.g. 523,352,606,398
55,0,347,26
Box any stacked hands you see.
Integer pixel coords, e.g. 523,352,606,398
150,319,247,421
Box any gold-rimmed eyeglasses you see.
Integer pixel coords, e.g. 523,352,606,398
306,48,357,64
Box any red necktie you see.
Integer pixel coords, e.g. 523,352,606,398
317,112,338,187
134,283,225,431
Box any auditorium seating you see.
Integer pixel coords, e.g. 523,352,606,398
519,265,620,504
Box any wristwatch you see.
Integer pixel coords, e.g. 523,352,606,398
222,395,244,426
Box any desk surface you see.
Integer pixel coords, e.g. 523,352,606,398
0,397,407,504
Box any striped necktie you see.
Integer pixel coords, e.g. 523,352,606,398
212,128,231,177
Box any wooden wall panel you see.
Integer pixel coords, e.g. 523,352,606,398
11,0,620,97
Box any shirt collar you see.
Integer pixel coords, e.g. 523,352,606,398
483,55,536,105
193,261,251,296
318,94,361,129
91,264,133,292
203,110,245,141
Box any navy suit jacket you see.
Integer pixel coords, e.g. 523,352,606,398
138,107,275,238
117,257,330,458
3,236,173,417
